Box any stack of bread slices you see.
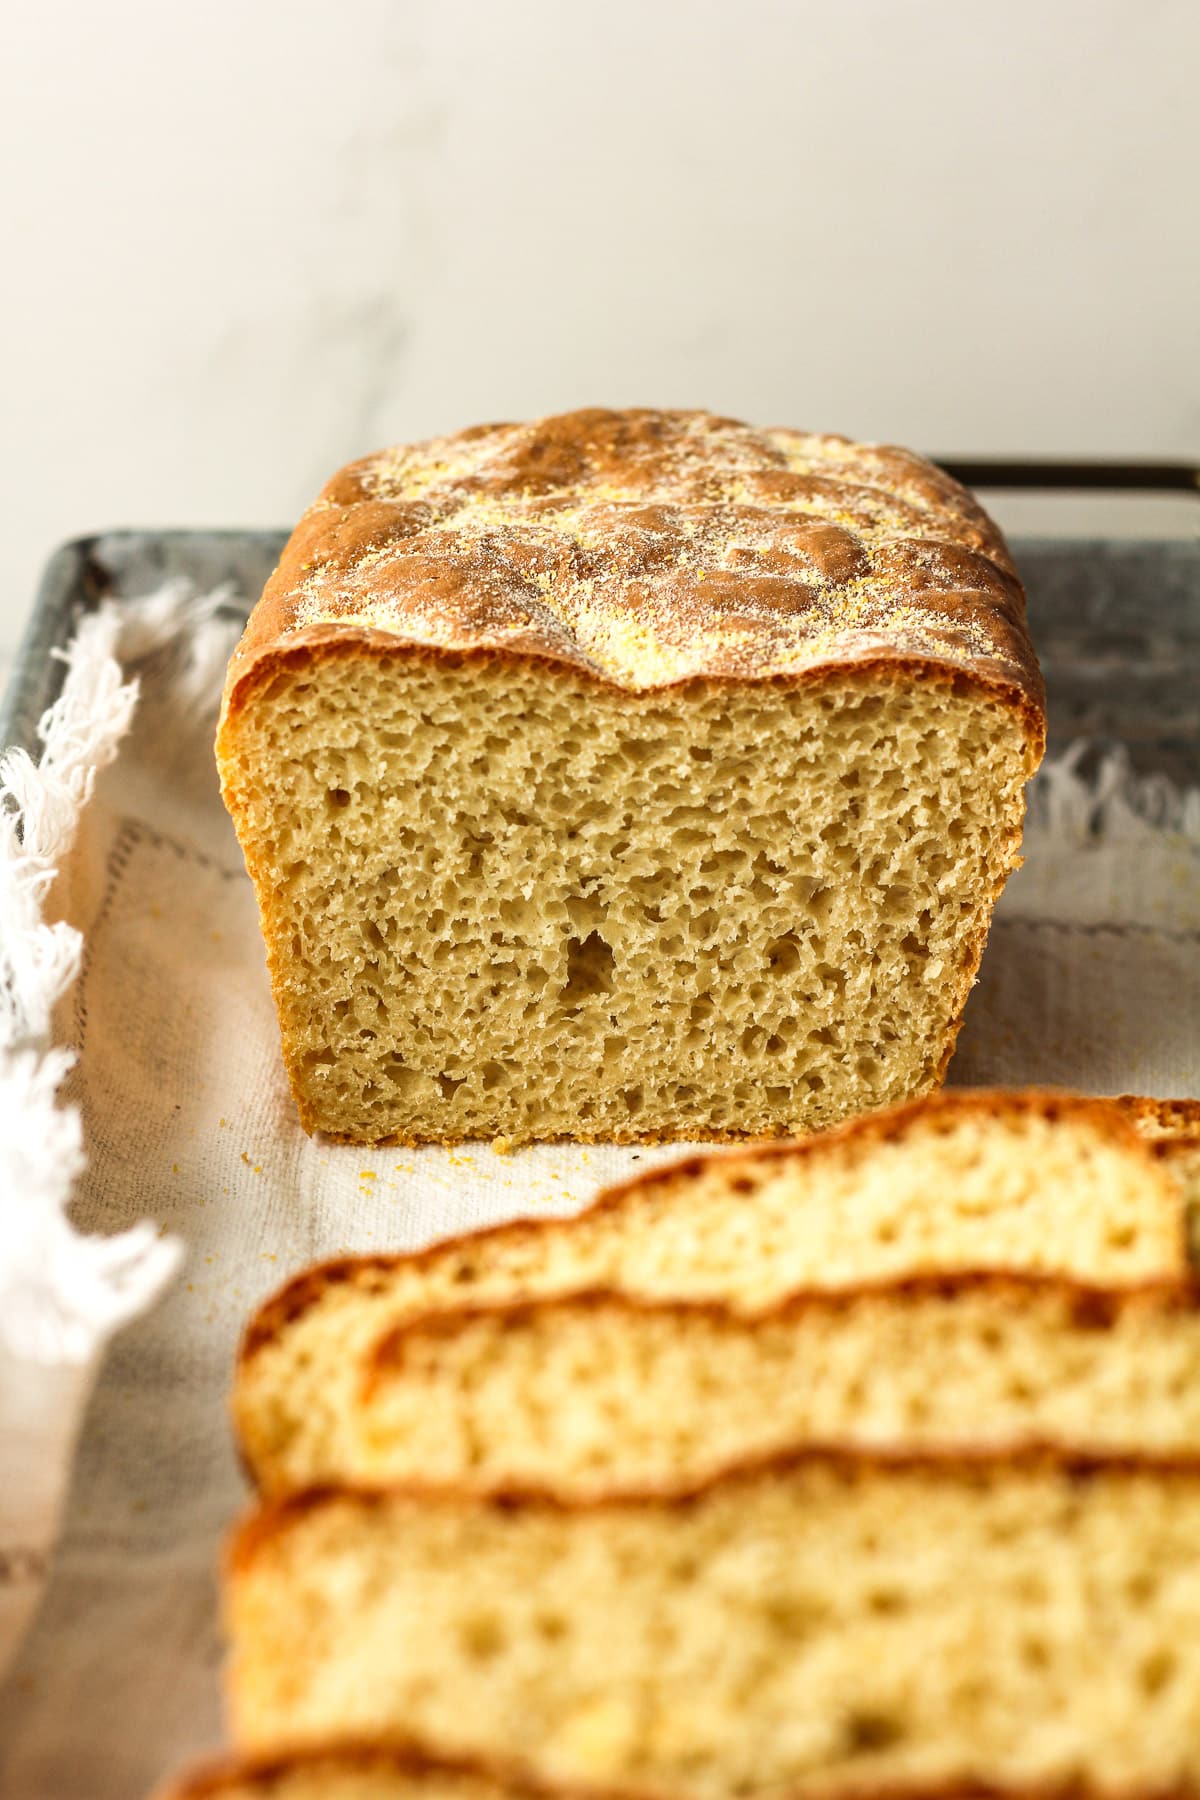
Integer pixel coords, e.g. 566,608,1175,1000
160,1089,1200,1800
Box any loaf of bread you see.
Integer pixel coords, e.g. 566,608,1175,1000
216,408,1044,1146
226,1450,1200,1796
155,1743,605,1800
233,1090,1191,1495
349,1272,1200,1498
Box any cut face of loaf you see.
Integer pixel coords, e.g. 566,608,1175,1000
217,409,1044,1146
219,661,1033,1146
227,1453,1200,1796
353,1275,1200,1498
234,1091,1191,1497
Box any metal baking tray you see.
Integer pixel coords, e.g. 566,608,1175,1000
3,510,1199,784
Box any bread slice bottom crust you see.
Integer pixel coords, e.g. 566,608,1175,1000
154,1739,644,1800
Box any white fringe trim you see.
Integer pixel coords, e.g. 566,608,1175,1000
1027,741,1200,845
0,585,237,1363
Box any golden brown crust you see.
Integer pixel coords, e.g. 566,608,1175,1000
154,1740,1200,1800
361,1269,1200,1396
236,1089,1180,1367
217,408,1045,735
227,1443,1200,1577
1112,1095,1200,1141
152,1738,649,1800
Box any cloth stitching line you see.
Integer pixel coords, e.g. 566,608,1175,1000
997,916,1200,946
73,818,244,1056
109,816,245,882
73,818,141,1055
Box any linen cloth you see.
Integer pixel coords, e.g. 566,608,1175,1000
0,592,1197,1800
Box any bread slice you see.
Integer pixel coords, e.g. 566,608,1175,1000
227,1450,1200,1796
351,1273,1200,1498
216,408,1043,1146
154,1742,620,1800
234,1091,1190,1496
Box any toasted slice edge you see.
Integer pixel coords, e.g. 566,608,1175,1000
153,1740,645,1800
350,1272,1200,1499
242,1089,1190,1360
233,1090,1191,1496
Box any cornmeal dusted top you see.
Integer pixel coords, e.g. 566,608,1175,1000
224,408,1043,723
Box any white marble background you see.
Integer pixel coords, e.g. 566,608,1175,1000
3,0,1199,666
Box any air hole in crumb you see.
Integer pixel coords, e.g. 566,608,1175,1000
866,1587,904,1616
1139,1649,1177,1697
327,787,351,809
844,1710,905,1753
560,931,616,1003
460,1613,506,1661
765,933,802,975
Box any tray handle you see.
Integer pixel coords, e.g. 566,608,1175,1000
938,458,1200,497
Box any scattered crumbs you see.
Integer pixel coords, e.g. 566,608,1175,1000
360,1170,377,1182
253,1165,263,1175
491,1136,514,1157
219,1117,228,1128
171,1163,179,1175
240,1151,251,1166
261,1252,277,1262
186,1283,194,1293
204,1256,213,1265
222,1186,229,1195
